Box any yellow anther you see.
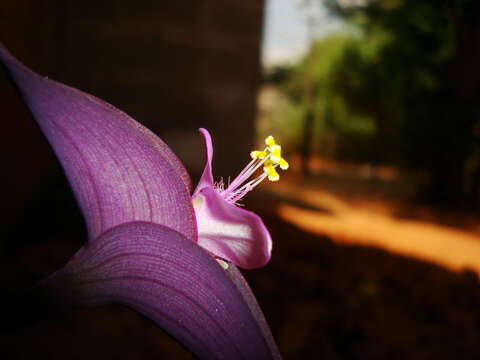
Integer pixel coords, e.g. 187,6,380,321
263,160,280,181
265,135,276,148
270,144,281,157
265,166,280,181
279,158,289,170
250,150,267,159
270,145,282,163
268,144,289,170
224,134,288,203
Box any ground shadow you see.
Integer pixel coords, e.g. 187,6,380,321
245,198,480,359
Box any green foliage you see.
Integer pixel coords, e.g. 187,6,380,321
262,0,480,205
257,85,304,153
324,0,480,206
264,33,382,162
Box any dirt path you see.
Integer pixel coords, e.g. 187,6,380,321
265,175,480,274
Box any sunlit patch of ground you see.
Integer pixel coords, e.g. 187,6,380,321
266,171,480,274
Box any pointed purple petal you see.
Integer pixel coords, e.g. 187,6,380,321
0,44,195,241
193,187,272,269
223,265,281,359
40,221,280,360
193,128,215,195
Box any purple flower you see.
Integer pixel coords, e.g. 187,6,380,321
0,44,284,359
193,129,288,269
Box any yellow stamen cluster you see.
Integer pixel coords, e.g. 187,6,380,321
250,150,267,159
250,135,289,182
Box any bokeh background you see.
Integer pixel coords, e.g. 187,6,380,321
1,0,480,359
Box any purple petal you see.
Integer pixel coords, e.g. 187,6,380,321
40,221,280,360
193,128,215,195
193,186,272,269
192,128,272,268
0,44,195,242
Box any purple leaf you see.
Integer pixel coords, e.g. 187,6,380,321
0,44,281,359
0,44,195,242
40,221,279,360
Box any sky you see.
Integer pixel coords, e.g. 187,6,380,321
261,0,343,67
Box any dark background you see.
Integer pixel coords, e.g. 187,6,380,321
1,1,480,359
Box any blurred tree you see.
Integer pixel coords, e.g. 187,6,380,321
320,0,480,207
296,0,330,174
269,34,378,163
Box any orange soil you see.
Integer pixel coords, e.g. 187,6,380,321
267,177,480,274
